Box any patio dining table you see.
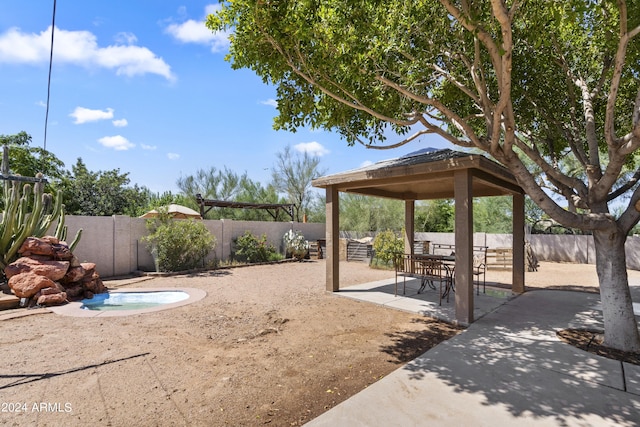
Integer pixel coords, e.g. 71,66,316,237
413,254,456,299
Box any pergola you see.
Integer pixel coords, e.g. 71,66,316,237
196,194,295,221
312,149,526,325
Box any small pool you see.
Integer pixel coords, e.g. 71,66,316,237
81,291,190,311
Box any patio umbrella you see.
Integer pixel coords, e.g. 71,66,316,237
139,204,202,219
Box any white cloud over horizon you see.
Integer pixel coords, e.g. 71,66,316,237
141,143,157,150
294,141,330,157
0,26,175,81
167,152,180,160
70,106,114,124
112,118,128,127
260,99,278,108
98,135,134,151
164,4,230,53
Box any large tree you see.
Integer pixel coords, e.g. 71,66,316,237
0,131,66,183
271,145,326,222
59,158,148,216
209,1,640,351
177,166,288,220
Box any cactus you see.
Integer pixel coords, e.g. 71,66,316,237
0,173,81,271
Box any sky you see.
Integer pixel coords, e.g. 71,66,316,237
0,1,450,195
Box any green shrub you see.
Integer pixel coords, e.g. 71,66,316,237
143,219,216,272
372,230,403,266
234,231,282,263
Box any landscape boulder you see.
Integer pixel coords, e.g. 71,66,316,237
4,237,105,307
5,257,70,282
9,273,57,298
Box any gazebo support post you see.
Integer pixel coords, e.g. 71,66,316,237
454,169,474,325
512,192,526,293
404,200,415,255
326,186,340,292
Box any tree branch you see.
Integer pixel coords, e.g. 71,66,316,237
513,134,589,201
608,168,640,201
604,0,631,147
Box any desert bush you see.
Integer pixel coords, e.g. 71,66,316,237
143,218,215,272
234,231,282,263
372,230,403,266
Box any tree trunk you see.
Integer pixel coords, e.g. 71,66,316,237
593,229,640,352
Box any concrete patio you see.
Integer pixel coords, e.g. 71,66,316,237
335,276,514,325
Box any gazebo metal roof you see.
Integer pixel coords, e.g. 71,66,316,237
312,148,523,200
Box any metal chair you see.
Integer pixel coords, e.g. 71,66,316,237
472,253,487,295
417,258,453,305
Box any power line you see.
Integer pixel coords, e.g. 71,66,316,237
43,0,57,153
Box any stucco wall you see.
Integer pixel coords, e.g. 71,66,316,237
59,216,325,277
416,232,640,270
53,217,640,277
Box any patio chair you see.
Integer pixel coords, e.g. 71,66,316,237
394,254,412,296
417,258,453,306
472,253,487,295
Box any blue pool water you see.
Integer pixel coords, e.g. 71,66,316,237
81,291,189,311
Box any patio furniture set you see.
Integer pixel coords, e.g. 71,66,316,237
394,244,488,304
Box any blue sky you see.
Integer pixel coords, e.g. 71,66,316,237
0,1,449,194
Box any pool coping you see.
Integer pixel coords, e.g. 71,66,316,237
48,287,207,317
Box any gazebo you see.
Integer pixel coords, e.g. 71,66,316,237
312,148,526,325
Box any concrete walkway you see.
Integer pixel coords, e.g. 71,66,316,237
308,288,640,426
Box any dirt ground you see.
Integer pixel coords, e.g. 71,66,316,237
0,261,462,427
0,260,637,426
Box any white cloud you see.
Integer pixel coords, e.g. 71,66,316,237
165,5,230,53
294,141,330,157
204,4,220,15
0,26,175,81
360,160,374,168
167,153,180,160
112,118,128,127
35,100,46,107
260,99,278,108
98,135,134,151
70,107,114,124
141,143,157,150
114,32,137,45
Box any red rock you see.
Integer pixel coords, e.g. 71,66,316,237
94,277,106,294
80,262,96,276
37,292,67,306
16,237,72,260
18,237,55,257
61,265,86,284
41,236,60,245
51,244,73,261
40,287,61,295
4,257,69,281
64,284,84,299
8,273,57,298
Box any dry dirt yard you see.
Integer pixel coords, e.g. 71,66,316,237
0,260,462,427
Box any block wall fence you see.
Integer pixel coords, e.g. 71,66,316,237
57,216,640,278
59,216,325,278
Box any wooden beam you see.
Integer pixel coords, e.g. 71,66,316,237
512,192,525,293
326,186,340,292
404,201,415,255
454,169,474,325
470,169,524,195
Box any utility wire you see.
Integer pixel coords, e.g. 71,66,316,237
43,0,57,154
